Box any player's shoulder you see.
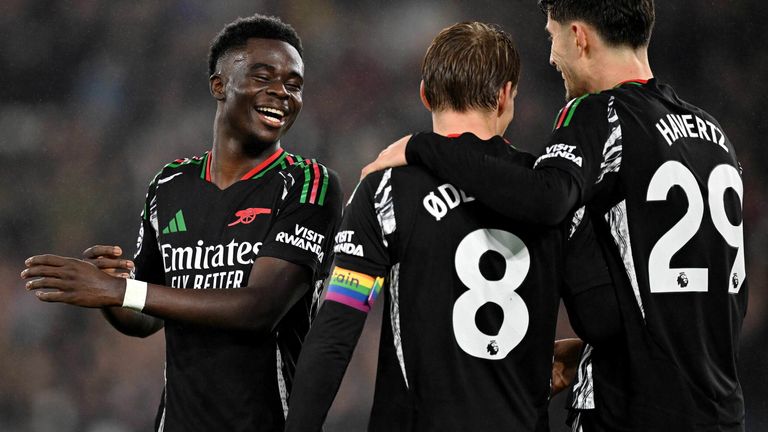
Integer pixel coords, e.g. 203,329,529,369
147,152,209,189
282,152,340,184
350,166,450,220
280,152,341,206
551,92,612,131
669,89,723,127
359,165,436,193
390,164,433,180
355,167,391,198
159,152,208,175
348,167,402,206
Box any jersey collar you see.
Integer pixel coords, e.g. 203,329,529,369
203,148,288,182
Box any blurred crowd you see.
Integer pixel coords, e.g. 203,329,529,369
1,0,766,430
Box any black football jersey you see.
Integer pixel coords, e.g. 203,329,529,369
333,137,606,431
132,148,342,432
536,79,747,431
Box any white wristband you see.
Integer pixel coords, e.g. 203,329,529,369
123,279,148,312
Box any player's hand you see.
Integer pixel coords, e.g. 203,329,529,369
360,134,411,180
83,245,134,278
21,254,125,308
551,338,583,395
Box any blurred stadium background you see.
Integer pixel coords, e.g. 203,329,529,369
1,0,766,430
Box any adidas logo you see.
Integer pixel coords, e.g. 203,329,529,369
162,210,187,234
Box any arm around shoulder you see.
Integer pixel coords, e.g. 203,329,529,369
406,132,580,224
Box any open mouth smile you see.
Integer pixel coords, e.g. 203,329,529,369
255,106,287,127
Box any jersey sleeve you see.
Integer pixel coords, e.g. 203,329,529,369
333,169,391,274
257,162,343,276
533,94,613,204
132,175,166,285
325,169,391,312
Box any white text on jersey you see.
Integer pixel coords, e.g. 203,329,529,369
275,224,326,262
535,143,583,168
334,230,364,257
161,239,262,272
655,113,728,152
423,183,475,221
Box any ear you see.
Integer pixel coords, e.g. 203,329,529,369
572,22,590,56
419,80,432,112
497,81,514,117
210,74,226,100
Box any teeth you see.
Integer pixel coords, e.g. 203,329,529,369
257,107,285,118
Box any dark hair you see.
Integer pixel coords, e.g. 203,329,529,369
422,22,521,113
538,0,655,49
208,14,303,77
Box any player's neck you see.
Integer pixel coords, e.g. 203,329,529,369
431,110,498,140
587,47,653,93
210,129,281,189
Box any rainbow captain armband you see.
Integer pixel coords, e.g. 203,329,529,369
325,266,385,313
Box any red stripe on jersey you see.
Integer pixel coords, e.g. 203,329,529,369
205,152,212,182
240,148,285,180
309,161,321,203
617,78,649,86
286,155,295,165
555,101,572,129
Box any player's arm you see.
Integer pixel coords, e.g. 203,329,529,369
286,171,390,432
561,208,620,345
285,267,385,432
21,253,313,333
406,132,582,224
551,207,618,394
137,256,313,333
361,133,577,224
101,307,164,338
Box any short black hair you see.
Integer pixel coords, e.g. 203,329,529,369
208,14,303,77
538,0,655,49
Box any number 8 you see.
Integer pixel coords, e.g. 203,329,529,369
452,229,530,360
